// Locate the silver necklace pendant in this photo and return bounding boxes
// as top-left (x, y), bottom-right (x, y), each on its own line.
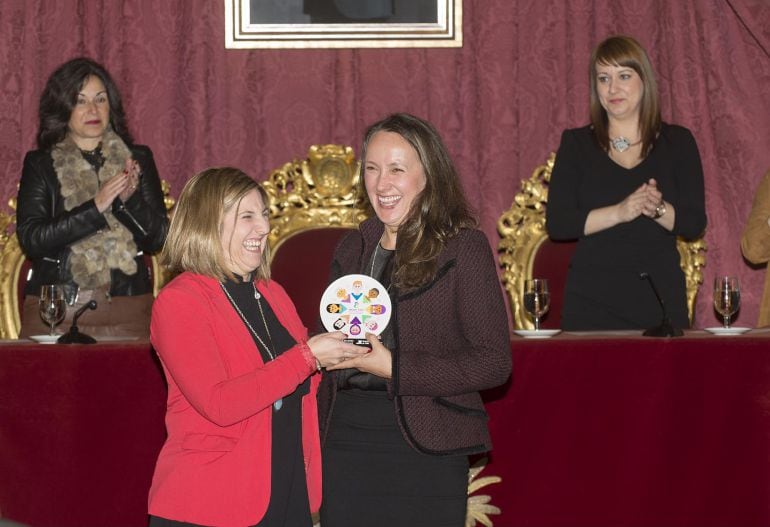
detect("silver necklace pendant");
top-left (253, 287), bottom-right (261, 300)
top-left (611, 136), bottom-right (631, 153)
top-left (610, 136), bottom-right (642, 153)
top-left (274, 399), bottom-right (283, 411)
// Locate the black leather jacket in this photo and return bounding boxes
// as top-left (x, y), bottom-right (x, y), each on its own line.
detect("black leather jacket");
top-left (16, 145), bottom-right (169, 300)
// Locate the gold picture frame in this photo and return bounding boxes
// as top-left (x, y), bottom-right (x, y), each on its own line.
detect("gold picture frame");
top-left (224, 0), bottom-right (462, 49)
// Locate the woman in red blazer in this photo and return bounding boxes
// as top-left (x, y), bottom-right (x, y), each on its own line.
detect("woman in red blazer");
top-left (148, 167), bottom-right (364, 527)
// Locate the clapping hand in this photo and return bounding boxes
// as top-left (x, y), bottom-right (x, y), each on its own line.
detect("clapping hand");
top-left (617, 178), bottom-right (663, 222)
top-left (118, 158), bottom-right (142, 202)
top-left (94, 158), bottom-right (140, 212)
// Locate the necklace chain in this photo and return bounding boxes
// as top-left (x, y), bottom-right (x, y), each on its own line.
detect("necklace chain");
top-left (370, 241), bottom-right (380, 277)
top-left (370, 233), bottom-right (391, 277)
top-left (220, 282), bottom-right (275, 361)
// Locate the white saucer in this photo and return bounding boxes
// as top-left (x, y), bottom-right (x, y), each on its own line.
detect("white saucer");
top-left (514, 329), bottom-right (561, 339)
top-left (704, 327), bottom-right (752, 336)
top-left (29, 334), bottom-right (61, 344)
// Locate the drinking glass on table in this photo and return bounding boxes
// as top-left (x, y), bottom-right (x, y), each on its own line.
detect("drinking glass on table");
top-left (39, 284), bottom-right (66, 336)
top-left (713, 276), bottom-right (740, 328)
top-left (524, 278), bottom-right (550, 330)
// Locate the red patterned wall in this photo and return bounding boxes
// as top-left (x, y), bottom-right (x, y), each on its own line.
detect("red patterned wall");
top-left (0, 0), bottom-right (768, 327)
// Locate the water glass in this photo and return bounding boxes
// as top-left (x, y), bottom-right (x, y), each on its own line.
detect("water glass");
top-left (523, 278), bottom-right (550, 330)
top-left (39, 284), bottom-right (66, 336)
top-left (713, 276), bottom-right (740, 328)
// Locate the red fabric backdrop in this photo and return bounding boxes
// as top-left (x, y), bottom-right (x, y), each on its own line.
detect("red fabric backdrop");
top-left (0, 0), bottom-right (768, 327)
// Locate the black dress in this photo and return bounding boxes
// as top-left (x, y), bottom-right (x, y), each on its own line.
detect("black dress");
top-left (546, 124), bottom-right (707, 330)
top-left (150, 277), bottom-right (311, 527)
top-left (320, 245), bottom-right (469, 527)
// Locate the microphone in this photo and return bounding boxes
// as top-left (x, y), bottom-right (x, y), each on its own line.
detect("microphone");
top-left (57, 300), bottom-right (98, 344)
top-left (639, 273), bottom-right (683, 337)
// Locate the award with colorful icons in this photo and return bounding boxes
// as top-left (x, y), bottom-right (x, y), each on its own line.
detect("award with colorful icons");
top-left (320, 274), bottom-right (392, 346)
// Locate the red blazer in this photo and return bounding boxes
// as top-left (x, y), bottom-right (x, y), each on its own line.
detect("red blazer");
top-left (148, 272), bottom-right (321, 527)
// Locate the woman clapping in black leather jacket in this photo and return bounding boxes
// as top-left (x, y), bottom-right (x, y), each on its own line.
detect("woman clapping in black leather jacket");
top-left (16, 57), bottom-right (168, 338)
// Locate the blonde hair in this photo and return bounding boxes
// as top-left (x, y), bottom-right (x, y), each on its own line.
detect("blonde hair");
top-left (161, 167), bottom-right (271, 282)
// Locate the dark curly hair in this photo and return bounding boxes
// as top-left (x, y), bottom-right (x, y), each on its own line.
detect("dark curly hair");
top-left (360, 113), bottom-right (476, 290)
top-left (36, 57), bottom-right (132, 150)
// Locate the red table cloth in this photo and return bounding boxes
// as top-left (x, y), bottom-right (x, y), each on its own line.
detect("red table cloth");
top-left (2, 331), bottom-right (770, 527)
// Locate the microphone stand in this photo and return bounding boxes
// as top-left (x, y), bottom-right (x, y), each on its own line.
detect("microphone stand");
top-left (57, 300), bottom-right (98, 344)
top-left (639, 273), bottom-right (683, 337)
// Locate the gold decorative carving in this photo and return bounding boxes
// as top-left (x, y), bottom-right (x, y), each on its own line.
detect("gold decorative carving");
top-left (498, 153), bottom-right (706, 329)
top-left (0, 206), bottom-right (22, 340)
top-left (466, 457), bottom-right (502, 527)
top-left (262, 144), bottom-right (369, 256)
top-left (677, 237), bottom-right (707, 324)
top-left (498, 154), bottom-right (554, 330)
top-left (152, 182), bottom-right (176, 297)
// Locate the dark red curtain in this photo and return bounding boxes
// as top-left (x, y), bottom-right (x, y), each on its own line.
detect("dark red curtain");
top-left (0, 0), bottom-right (768, 327)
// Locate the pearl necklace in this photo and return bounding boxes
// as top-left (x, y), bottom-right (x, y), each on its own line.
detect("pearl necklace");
top-left (220, 281), bottom-right (283, 410)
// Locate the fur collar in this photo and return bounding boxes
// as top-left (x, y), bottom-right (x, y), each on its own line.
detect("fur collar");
top-left (50, 130), bottom-right (138, 288)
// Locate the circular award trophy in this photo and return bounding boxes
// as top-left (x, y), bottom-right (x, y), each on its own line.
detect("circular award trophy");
top-left (320, 274), bottom-right (392, 346)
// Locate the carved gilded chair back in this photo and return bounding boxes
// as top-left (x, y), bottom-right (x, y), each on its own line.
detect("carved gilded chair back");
top-left (261, 144), bottom-right (369, 329)
top-left (0, 185), bottom-right (175, 339)
top-left (0, 204), bottom-right (25, 339)
top-left (498, 152), bottom-right (707, 330)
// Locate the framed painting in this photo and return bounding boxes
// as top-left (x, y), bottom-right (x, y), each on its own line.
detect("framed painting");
top-left (225, 0), bottom-right (462, 49)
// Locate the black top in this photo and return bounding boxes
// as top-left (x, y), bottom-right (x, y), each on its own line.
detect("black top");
top-left (546, 124), bottom-right (707, 330)
top-left (221, 277), bottom-right (311, 527)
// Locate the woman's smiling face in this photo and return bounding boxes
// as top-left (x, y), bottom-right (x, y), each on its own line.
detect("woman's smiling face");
top-left (363, 131), bottom-right (427, 238)
top-left (220, 189), bottom-right (270, 279)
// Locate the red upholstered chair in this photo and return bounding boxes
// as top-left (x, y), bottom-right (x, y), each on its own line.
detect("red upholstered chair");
top-left (498, 153), bottom-right (707, 330)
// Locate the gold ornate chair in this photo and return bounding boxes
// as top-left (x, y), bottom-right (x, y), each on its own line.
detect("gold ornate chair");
top-left (0, 184), bottom-right (175, 339)
top-left (498, 152), bottom-right (707, 330)
top-left (262, 144), bottom-right (369, 330)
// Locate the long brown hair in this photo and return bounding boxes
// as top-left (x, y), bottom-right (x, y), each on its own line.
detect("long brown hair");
top-left (360, 113), bottom-right (476, 290)
top-left (161, 167), bottom-right (271, 282)
top-left (589, 35), bottom-right (661, 156)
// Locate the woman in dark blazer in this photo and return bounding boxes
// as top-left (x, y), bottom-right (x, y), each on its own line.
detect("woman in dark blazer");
top-left (318, 113), bottom-right (512, 527)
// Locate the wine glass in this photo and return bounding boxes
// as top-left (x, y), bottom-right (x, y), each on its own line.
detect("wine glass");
top-left (39, 284), bottom-right (66, 337)
top-left (713, 276), bottom-right (740, 329)
top-left (523, 278), bottom-right (550, 330)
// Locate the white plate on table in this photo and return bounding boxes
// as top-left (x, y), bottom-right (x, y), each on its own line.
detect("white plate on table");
top-left (514, 329), bottom-right (561, 339)
top-left (29, 334), bottom-right (61, 344)
top-left (703, 327), bottom-right (752, 336)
